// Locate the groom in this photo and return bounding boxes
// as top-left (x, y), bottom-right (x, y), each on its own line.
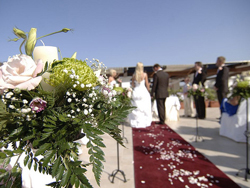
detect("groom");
top-left (151, 64), bottom-right (169, 124)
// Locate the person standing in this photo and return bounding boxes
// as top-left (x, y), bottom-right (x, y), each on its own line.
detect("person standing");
top-left (182, 77), bottom-right (194, 117)
top-left (108, 69), bottom-right (117, 86)
top-left (214, 56), bottom-right (229, 113)
top-left (151, 64), bottom-right (169, 124)
top-left (192, 61), bottom-right (206, 119)
top-left (128, 62), bottom-right (152, 128)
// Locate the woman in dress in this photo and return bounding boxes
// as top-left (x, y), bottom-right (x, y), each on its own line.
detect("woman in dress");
top-left (128, 62), bottom-right (152, 128)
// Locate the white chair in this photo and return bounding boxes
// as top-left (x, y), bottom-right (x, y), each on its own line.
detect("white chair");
top-left (220, 99), bottom-right (250, 142)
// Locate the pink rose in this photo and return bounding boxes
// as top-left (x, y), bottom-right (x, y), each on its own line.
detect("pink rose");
top-left (0, 54), bottom-right (43, 91)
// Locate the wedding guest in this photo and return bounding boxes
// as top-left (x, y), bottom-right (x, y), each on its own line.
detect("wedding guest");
top-left (214, 56), bottom-right (229, 115)
top-left (182, 77), bottom-right (194, 117)
top-left (108, 69), bottom-right (117, 86)
top-left (151, 64), bottom-right (169, 124)
top-left (192, 61), bottom-right (206, 119)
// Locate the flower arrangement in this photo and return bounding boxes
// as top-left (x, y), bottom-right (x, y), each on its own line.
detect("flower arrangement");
top-left (0, 27), bottom-right (133, 187)
top-left (231, 75), bottom-right (250, 99)
top-left (187, 83), bottom-right (206, 98)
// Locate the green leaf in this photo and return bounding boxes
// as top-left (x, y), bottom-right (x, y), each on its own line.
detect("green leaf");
top-left (92, 139), bottom-right (106, 148)
top-left (43, 123), bottom-right (56, 128)
top-left (23, 134), bottom-right (36, 141)
top-left (43, 150), bottom-right (55, 166)
top-left (55, 164), bottom-right (65, 181)
top-left (43, 128), bottom-right (54, 133)
top-left (76, 173), bottom-right (92, 188)
top-left (52, 157), bottom-right (61, 177)
top-left (58, 114), bottom-right (67, 122)
top-left (0, 152), bottom-right (7, 158)
top-left (35, 143), bottom-right (52, 156)
top-left (28, 158), bottom-right (33, 169)
top-left (0, 168), bottom-right (6, 173)
top-left (48, 115), bottom-right (57, 121)
top-left (9, 127), bottom-right (23, 137)
top-left (3, 150), bottom-right (14, 157)
top-left (94, 159), bottom-right (103, 169)
top-left (70, 174), bottom-right (76, 186)
top-left (86, 141), bottom-right (92, 148)
top-left (13, 148), bottom-right (24, 154)
top-left (93, 153), bottom-right (105, 162)
top-left (89, 155), bottom-right (94, 162)
top-left (60, 169), bottom-right (71, 186)
top-left (39, 163), bottom-right (43, 173)
top-left (40, 132), bottom-right (52, 141)
top-left (93, 146), bottom-right (104, 155)
top-left (0, 171), bottom-right (9, 180)
top-left (69, 161), bottom-right (82, 167)
top-left (34, 161), bottom-right (38, 171)
top-left (24, 155), bottom-right (29, 166)
top-left (75, 178), bottom-right (80, 188)
top-left (73, 167), bottom-right (87, 175)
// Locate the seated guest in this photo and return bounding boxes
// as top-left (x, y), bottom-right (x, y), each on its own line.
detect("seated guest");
top-left (220, 96), bottom-right (240, 116)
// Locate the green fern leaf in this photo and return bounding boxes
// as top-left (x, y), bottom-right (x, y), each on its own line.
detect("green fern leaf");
top-left (52, 157), bottom-right (61, 177)
top-left (35, 143), bottom-right (52, 156)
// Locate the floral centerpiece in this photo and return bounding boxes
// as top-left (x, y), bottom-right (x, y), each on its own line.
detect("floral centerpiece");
top-left (231, 75), bottom-right (250, 99)
top-left (0, 27), bottom-right (133, 187)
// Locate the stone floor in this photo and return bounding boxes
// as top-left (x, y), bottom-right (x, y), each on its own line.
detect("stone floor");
top-left (79, 108), bottom-right (250, 188)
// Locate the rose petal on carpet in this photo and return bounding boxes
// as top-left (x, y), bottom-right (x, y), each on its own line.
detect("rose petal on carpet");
top-left (132, 122), bottom-right (241, 188)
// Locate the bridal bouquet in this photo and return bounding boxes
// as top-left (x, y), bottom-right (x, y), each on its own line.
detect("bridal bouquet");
top-left (187, 83), bottom-right (206, 98)
top-left (0, 27), bottom-right (133, 187)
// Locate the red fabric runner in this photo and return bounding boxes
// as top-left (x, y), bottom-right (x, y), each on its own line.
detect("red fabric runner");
top-left (132, 122), bottom-right (241, 188)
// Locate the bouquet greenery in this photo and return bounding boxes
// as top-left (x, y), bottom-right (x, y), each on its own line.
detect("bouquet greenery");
top-left (187, 83), bottom-right (206, 98)
top-left (0, 27), bottom-right (133, 188)
top-left (231, 75), bottom-right (250, 99)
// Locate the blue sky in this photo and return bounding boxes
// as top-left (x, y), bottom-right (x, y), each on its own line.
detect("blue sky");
top-left (0, 0), bottom-right (250, 68)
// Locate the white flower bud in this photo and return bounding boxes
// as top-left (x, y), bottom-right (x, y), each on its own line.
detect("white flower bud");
top-left (9, 105), bottom-right (15, 109)
top-left (23, 99), bottom-right (28, 104)
top-left (84, 109), bottom-right (88, 115)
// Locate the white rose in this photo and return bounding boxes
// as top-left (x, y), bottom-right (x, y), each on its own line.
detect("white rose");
top-left (192, 84), bottom-right (198, 90)
top-left (0, 54), bottom-right (43, 91)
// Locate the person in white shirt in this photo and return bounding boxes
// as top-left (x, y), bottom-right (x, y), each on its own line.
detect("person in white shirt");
top-left (182, 77), bottom-right (194, 117)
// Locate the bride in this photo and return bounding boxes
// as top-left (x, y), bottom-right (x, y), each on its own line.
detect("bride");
top-left (128, 62), bottom-right (152, 128)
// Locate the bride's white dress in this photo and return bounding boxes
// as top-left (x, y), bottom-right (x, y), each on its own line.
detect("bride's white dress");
top-left (128, 79), bottom-right (152, 128)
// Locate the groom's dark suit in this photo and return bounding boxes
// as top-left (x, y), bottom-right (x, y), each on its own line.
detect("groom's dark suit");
top-left (151, 70), bottom-right (169, 124)
top-left (214, 66), bottom-right (229, 107)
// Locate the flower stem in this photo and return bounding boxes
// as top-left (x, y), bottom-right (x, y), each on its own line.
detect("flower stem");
top-left (19, 39), bottom-right (26, 54)
top-left (36, 30), bottom-right (65, 40)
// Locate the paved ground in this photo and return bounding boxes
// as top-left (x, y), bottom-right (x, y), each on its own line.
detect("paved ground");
top-left (80, 108), bottom-right (250, 188)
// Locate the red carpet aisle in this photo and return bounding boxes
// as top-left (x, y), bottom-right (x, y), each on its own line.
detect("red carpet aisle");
top-left (132, 122), bottom-right (241, 188)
